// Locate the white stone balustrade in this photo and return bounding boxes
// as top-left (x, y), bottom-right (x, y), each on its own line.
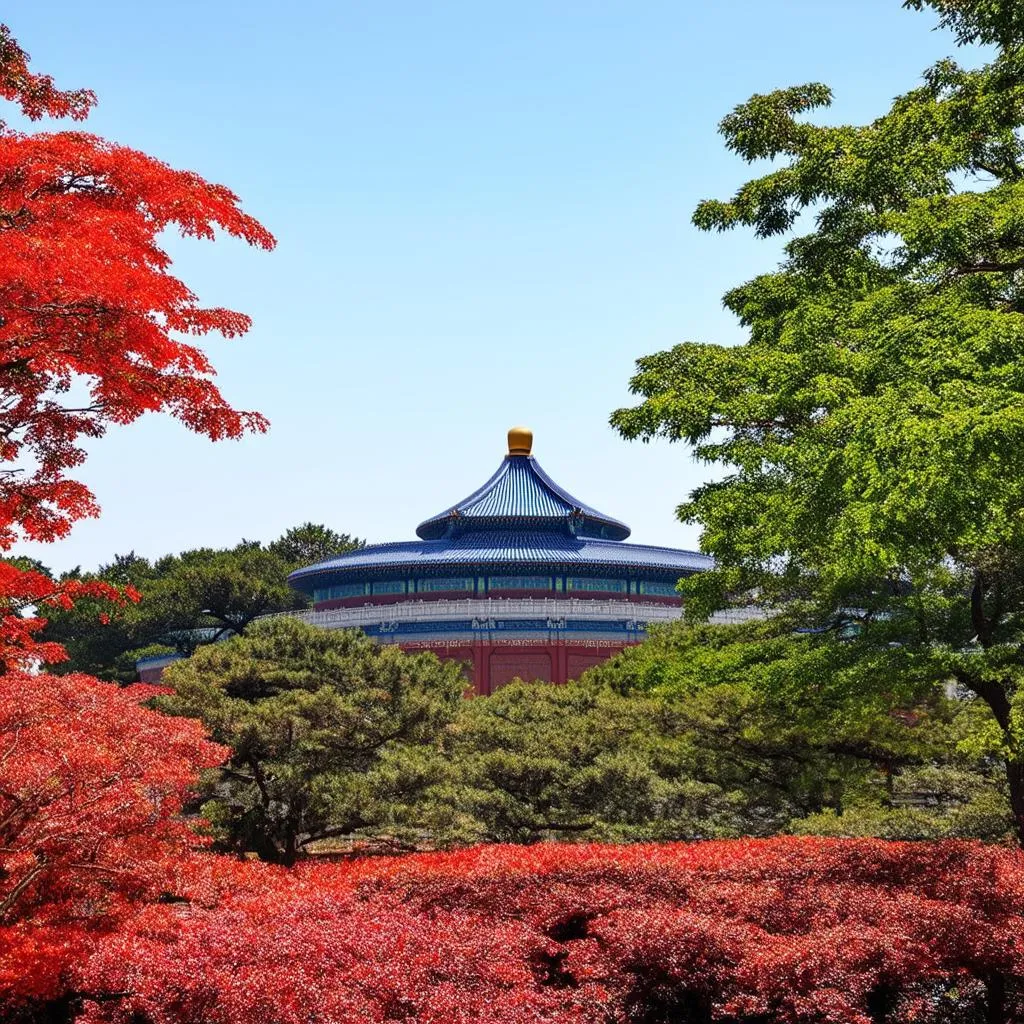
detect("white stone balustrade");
top-left (262, 598), bottom-right (763, 632)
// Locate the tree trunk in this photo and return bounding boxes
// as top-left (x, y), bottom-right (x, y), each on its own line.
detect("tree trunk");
top-left (952, 667), bottom-right (1024, 846)
top-left (280, 818), bottom-right (302, 867)
top-left (986, 970), bottom-right (1007, 1024)
top-left (1005, 759), bottom-right (1024, 849)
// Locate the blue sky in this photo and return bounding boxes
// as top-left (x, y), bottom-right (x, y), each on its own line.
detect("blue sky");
top-left (8, 0), bottom-right (967, 572)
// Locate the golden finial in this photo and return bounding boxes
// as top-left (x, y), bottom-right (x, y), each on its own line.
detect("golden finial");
top-left (507, 425), bottom-right (533, 456)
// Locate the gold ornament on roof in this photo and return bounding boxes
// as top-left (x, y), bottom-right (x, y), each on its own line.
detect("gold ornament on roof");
top-left (507, 426), bottom-right (533, 457)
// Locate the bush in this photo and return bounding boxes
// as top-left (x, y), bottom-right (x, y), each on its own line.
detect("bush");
top-left (66, 838), bottom-right (1024, 1024)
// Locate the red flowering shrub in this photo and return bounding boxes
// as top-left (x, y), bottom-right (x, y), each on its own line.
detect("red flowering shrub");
top-left (0, 672), bottom-right (227, 1011)
top-left (56, 839), bottom-right (1024, 1024)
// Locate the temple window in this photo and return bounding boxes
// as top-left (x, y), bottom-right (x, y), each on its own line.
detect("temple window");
top-left (567, 577), bottom-right (627, 593)
top-left (638, 581), bottom-right (680, 596)
top-left (416, 577), bottom-right (475, 593)
top-left (315, 583), bottom-right (368, 601)
top-left (372, 580), bottom-right (407, 595)
top-left (488, 576), bottom-right (552, 591)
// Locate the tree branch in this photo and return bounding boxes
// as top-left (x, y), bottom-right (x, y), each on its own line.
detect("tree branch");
top-left (0, 855), bottom-right (45, 919)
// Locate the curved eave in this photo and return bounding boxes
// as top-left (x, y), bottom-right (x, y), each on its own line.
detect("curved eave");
top-left (415, 455), bottom-right (631, 541)
top-left (288, 534), bottom-right (712, 595)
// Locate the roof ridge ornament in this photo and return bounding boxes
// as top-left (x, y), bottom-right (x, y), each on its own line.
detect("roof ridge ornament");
top-left (507, 425), bottom-right (533, 457)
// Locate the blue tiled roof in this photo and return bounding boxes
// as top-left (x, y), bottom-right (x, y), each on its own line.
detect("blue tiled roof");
top-left (288, 531), bottom-right (711, 594)
top-left (416, 455), bottom-right (631, 541)
top-left (288, 435), bottom-right (712, 599)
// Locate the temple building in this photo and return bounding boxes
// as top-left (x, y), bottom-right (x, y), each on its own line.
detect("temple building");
top-left (286, 427), bottom-right (712, 694)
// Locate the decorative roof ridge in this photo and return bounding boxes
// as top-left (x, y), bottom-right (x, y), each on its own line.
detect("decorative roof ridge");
top-left (295, 539), bottom-right (426, 573)
top-left (580, 538), bottom-right (710, 556)
top-left (416, 442), bottom-right (631, 542)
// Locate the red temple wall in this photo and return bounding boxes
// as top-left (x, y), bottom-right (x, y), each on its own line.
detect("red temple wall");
top-left (566, 651), bottom-right (613, 678)
top-left (136, 640), bottom-right (636, 694)
top-left (489, 651), bottom-right (552, 691)
top-left (398, 640), bottom-right (634, 695)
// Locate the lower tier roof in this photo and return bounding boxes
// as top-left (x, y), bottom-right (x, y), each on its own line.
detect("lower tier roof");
top-left (288, 531), bottom-right (711, 594)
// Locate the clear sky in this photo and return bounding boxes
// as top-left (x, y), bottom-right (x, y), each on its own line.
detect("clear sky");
top-left (7, 0), bottom-right (968, 572)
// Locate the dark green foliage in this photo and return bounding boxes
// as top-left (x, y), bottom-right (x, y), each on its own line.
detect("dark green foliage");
top-left (159, 617), bottom-right (466, 864)
top-left (421, 616), bottom-right (1012, 845)
top-left (162, 611), bottom-right (1012, 851)
top-left (428, 680), bottom-right (751, 844)
top-left (584, 619), bottom-right (1013, 841)
top-left (140, 543), bottom-right (307, 650)
top-left (38, 525), bottom-right (361, 682)
top-left (613, 0), bottom-right (1024, 841)
top-left (267, 522), bottom-right (361, 567)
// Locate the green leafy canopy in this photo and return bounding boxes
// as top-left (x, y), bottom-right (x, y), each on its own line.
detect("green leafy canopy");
top-left (37, 523), bottom-right (362, 681)
top-left (159, 617), bottom-right (466, 864)
top-left (612, 0), bottom-right (1024, 840)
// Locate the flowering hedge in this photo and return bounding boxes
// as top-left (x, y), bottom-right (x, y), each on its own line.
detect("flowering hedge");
top-left (46, 839), bottom-right (1023, 1024)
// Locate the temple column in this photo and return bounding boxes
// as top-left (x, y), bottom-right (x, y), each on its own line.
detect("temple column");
top-left (474, 639), bottom-right (489, 695)
top-left (554, 643), bottom-right (568, 685)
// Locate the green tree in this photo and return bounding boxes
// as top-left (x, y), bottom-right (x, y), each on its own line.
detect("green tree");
top-left (430, 634), bottom-right (1004, 846)
top-left (38, 524), bottom-right (359, 681)
top-left (142, 543), bottom-right (306, 650)
top-left (269, 522), bottom-right (362, 566)
top-left (612, 0), bottom-right (1024, 841)
top-left (583, 619), bottom-right (1013, 840)
top-left (430, 679), bottom-right (748, 844)
top-left (159, 617), bottom-right (466, 864)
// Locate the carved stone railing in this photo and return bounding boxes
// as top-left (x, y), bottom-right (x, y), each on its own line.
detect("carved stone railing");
top-left (262, 599), bottom-right (763, 631)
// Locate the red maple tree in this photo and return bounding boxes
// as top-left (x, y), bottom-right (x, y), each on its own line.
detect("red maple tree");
top-left (0, 24), bottom-right (267, 1022)
top-left (0, 23), bottom-right (273, 669)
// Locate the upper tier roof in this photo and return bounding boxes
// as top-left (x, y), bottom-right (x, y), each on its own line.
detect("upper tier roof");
top-left (287, 427), bottom-right (710, 596)
top-left (416, 428), bottom-right (631, 541)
